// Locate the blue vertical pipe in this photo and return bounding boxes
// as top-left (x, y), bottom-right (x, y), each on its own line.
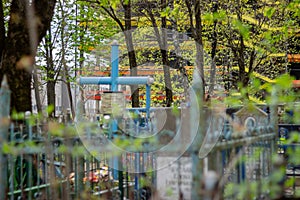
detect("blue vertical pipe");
top-left (135, 153), bottom-right (140, 192)
top-left (146, 85), bottom-right (151, 118)
top-left (111, 40), bottom-right (119, 92)
top-left (111, 41), bottom-right (120, 185)
top-left (112, 119), bottom-right (118, 134)
top-left (111, 40), bottom-right (119, 134)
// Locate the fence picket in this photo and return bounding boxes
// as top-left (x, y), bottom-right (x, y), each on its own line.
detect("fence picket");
top-left (0, 76), bottom-right (11, 200)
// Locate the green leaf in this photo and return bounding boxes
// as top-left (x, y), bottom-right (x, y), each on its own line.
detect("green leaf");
top-left (284, 177), bottom-right (295, 188)
top-left (232, 19), bottom-right (250, 39)
top-left (252, 78), bottom-right (261, 90)
top-left (47, 105), bottom-right (55, 115)
top-left (275, 74), bottom-right (294, 89)
top-left (2, 142), bottom-right (12, 154)
top-left (203, 13), bottom-right (213, 23)
top-left (264, 7), bottom-right (276, 19)
top-left (172, 106), bottom-right (180, 117)
top-left (171, 6), bottom-right (179, 18)
top-left (110, 0), bottom-right (120, 9)
top-left (213, 10), bottom-right (226, 21)
top-left (161, 6), bottom-right (171, 17)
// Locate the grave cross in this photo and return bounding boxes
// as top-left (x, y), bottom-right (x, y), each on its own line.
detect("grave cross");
top-left (79, 40), bottom-right (154, 118)
top-left (79, 41), bottom-right (155, 198)
top-left (79, 40), bottom-right (154, 135)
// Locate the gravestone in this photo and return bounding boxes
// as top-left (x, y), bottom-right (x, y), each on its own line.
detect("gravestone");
top-left (156, 156), bottom-right (192, 200)
top-left (232, 105), bottom-right (271, 180)
top-left (233, 105), bottom-right (269, 129)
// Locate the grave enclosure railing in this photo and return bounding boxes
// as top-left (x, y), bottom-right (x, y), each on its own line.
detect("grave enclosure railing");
top-left (0, 77), bottom-right (133, 200)
top-left (203, 124), bottom-right (277, 199)
top-left (0, 117), bottom-right (140, 200)
top-left (1, 82), bottom-right (298, 199)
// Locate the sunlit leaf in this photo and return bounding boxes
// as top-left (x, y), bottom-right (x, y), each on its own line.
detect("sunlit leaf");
top-left (264, 7), bottom-right (276, 19)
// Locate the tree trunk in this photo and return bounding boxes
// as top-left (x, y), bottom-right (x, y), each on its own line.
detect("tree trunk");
top-left (101, 1), bottom-right (140, 108)
top-left (194, 0), bottom-right (205, 96)
top-left (185, 0), bottom-right (205, 98)
top-left (47, 79), bottom-right (56, 117)
top-left (124, 0), bottom-right (140, 107)
top-left (79, 3), bottom-right (86, 114)
top-left (0, 0), bottom-right (56, 113)
top-left (32, 69), bottom-right (42, 113)
top-left (161, 0), bottom-right (173, 107)
top-left (60, 0), bottom-right (75, 119)
top-left (45, 28), bottom-right (56, 117)
top-left (208, 0), bottom-right (218, 97)
top-left (0, 1), bottom-right (4, 58)
top-left (67, 81), bottom-right (75, 119)
top-left (236, 0), bottom-right (248, 89)
top-left (169, 2), bottom-right (189, 102)
top-left (143, 0), bottom-right (173, 106)
top-left (161, 49), bottom-right (173, 107)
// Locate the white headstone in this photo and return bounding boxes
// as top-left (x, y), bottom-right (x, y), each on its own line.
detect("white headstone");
top-left (156, 156), bottom-right (192, 200)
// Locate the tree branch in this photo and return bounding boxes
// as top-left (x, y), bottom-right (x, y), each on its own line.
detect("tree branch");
top-left (0, 1), bottom-right (5, 63)
top-left (248, 49), bottom-right (256, 73)
top-left (34, 0), bottom-right (57, 48)
top-left (100, 5), bottom-right (125, 31)
top-left (144, 0), bottom-right (162, 48)
top-left (184, 0), bottom-right (194, 36)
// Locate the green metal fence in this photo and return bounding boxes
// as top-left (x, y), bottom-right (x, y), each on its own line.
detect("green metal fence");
top-left (1, 76), bottom-right (297, 199)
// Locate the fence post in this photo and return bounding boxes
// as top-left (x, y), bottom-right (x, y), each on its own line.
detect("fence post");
top-left (270, 87), bottom-right (278, 149)
top-left (190, 69), bottom-right (204, 199)
top-left (0, 76), bottom-right (11, 200)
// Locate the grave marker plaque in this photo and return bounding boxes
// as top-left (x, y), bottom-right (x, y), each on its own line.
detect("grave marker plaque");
top-left (156, 156), bottom-right (192, 200)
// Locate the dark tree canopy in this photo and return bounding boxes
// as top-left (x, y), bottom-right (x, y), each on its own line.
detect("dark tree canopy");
top-left (0, 0), bottom-right (56, 113)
